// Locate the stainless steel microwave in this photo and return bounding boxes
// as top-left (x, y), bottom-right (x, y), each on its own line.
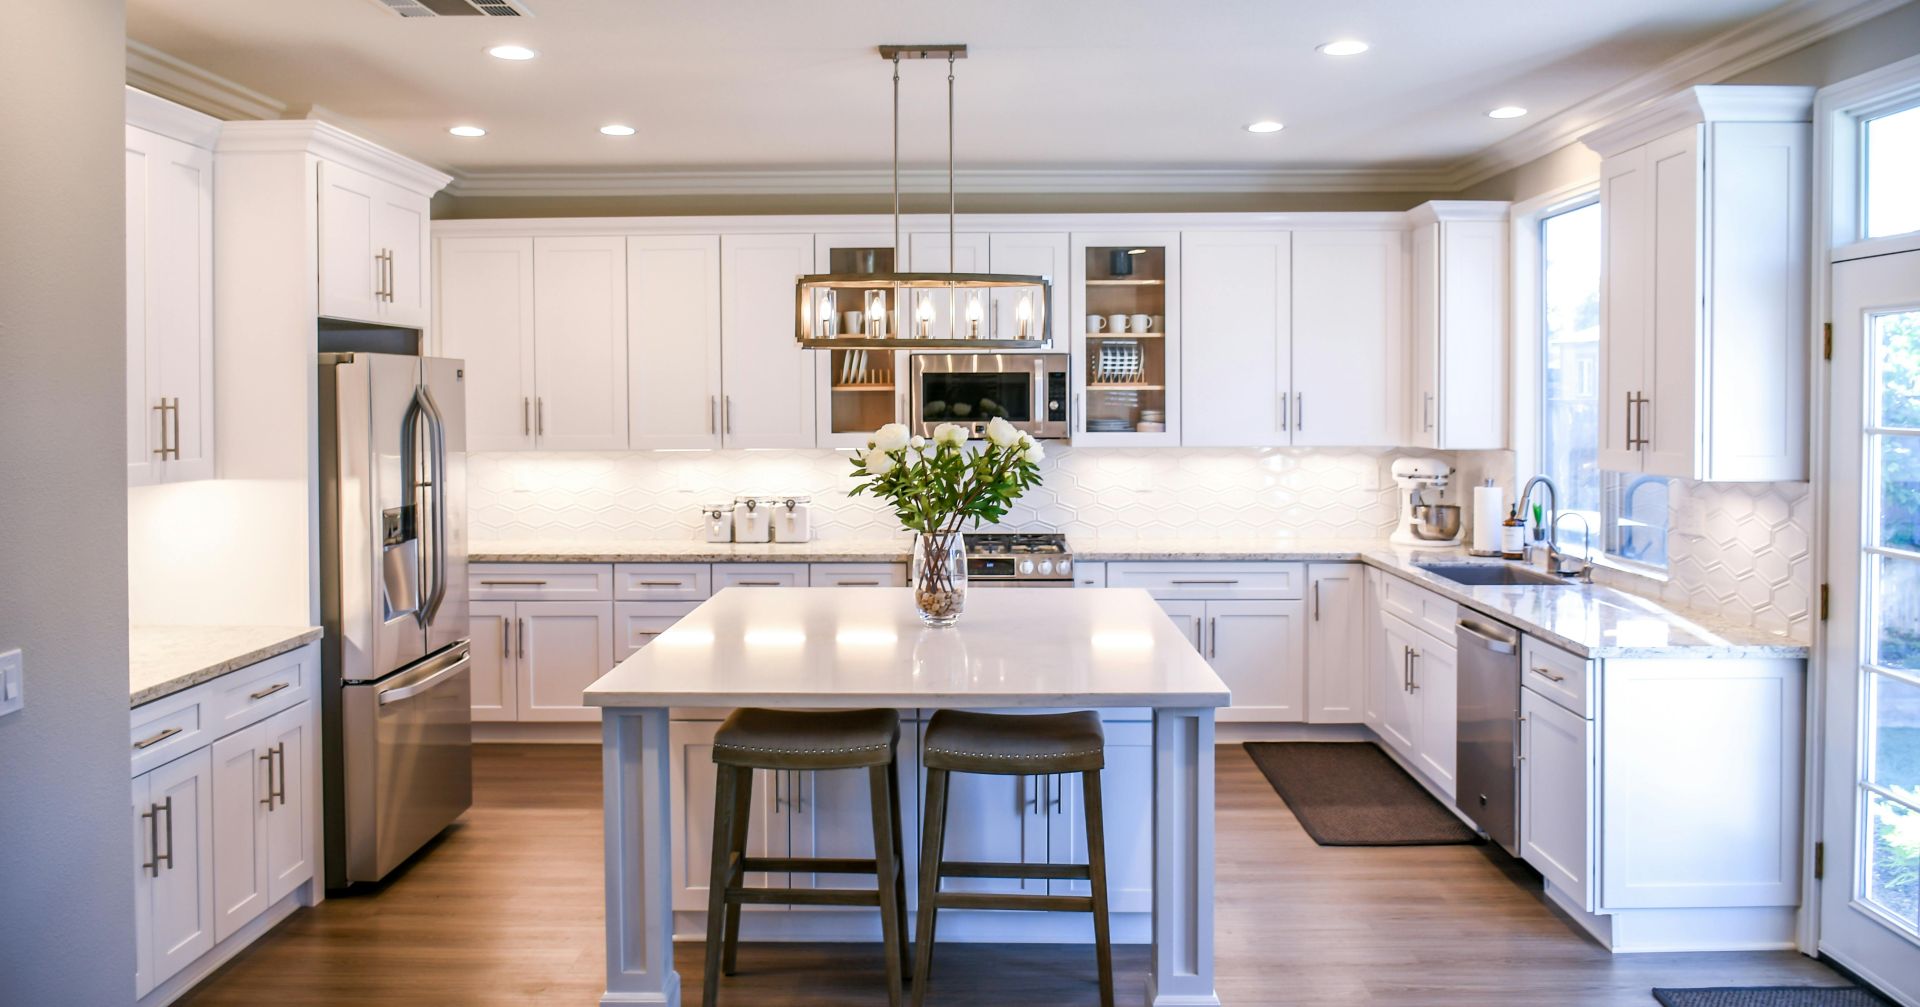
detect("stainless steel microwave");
top-left (909, 353), bottom-right (1070, 441)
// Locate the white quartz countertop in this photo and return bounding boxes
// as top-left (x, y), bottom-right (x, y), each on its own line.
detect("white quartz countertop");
top-left (471, 539), bottom-right (912, 564)
top-left (585, 587), bottom-right (1230, 709)
top-left (130, 625), bottom-right (323, 707)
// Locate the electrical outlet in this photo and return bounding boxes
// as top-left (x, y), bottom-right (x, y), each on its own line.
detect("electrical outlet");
top-left (0, 648), bottom-right (21, 718)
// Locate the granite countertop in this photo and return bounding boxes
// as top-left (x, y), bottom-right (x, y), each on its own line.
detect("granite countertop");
top-left (130, 625), bottom-right (324, 707)
top-left (471, 539), bottom-right (913, 564)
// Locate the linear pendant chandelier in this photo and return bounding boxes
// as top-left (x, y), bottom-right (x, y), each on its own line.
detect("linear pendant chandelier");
top-left (794, 44), bottom-right (1052, 349)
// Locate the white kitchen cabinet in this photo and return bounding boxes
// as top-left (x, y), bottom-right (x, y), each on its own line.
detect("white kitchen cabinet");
top-left (517, 601), bottom-right (617, 723)
top-left (435, 236), bottom-right (537, 451)
top-left (670, 721), bottom-right (784, 912)
top-left (209, 724), bottom-right (270, 941)
top-left (1520, 685), bottom-right (1592, 902)
top-left (1305, 564), bottom-right (1365, 724)
top-left (1070, 561), bottom-right (1107, 589)
top-left (1407, 202), bottom-right (1508, 450)
top-left (1583, 85), bottom-right (1811, 482)
top-left (1408, 630), bottom-right (1458, 799)
top-left (1158, 599), bottom-right (1206, 652)
top-left (713, 564), bottom-right (809, 590)
top-left (615, 601), bottom-right (702, 662)
top-left (814, 232), bottom-right (904, 448)
top-left (988, 232), bottom-right (1070, 347)
top-left (1071, 231), bottom-right (1181, 446)
top-left (125, 122), bottom-right (215, 486)
top-left (1208, 600), bottom-right (1307, 723)
top-left (628, 235), bottom-right (723, 450)
top-left (1374, 612), bottom-right (1422, 758)
top-left (1290, 229), bottom-right (1404, 447)
top-left (929, 747), bottom-right (1052, 898)
top-left (260, 703), bottom-right (312, 904)
top-left (318, 160), bottom-right (430, 328)
top-left (1180, 231), bottom-right (1292, 446)
top-left (133, 747), bottom-right (216, 997)
top-left (809, 564), bottom-right (908, 587)
top-left (468, 600), bottom-right (518, 722)
top-left (533, 236), bottom-right (629, 450)
top-left (787, 743), bottom-right (921, 900)
top-left (722, 233), bottom-right (818, 448)
top-left (1051, 721), bottom-right (1153, 913)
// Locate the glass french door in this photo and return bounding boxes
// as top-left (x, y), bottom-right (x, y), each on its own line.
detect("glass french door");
top-left (1825, 245), bottom-right (1920, 1002)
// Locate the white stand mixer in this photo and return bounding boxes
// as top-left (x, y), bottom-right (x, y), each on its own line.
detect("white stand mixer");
top-left (1390, 457), bottom-right (1462, 547)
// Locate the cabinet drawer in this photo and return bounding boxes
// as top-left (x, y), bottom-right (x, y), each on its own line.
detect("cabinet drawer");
top-left (714, 564), bottom-right (808, 589)
top-left (1106, 562), bottom-right (1305, 600)
top-left (615, 601), bottom-right (702, 661)
top-left (1379, 572), bottom-right (1458, 641)
top-left (472, 563), bottom-right (614, 601)
top-left (810, 563), bottom-right (907, 587)
top-left (208, 645), bottom-right (315, 737)
top-left (612, 563), bottom-right (712, 601)
top-left (1521, 635), bottom-right (1592, 719)
top-left (130, 689), bottom-right (212, 778)
top-left (1070, 561), bottom-right (1107, 589)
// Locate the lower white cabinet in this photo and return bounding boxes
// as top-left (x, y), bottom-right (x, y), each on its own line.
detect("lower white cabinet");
top-left (134, 748), bottom-right (216, 999)
top-left (520, 601), bottom-right (617, 722)
top-left (1050, 721), bottom-right (1154, 913)
top-left (1305, 564), bottom-right (1365, 723)
top-left (1374, 607), bottom-right (1458, 799)
top-left (1155, 598), bottom-right (1306, 722)
top-left (810, 563), bottom-right (908, 587)
top-left (670, 721), bottom-right (783, 912)
top-left (713, 563), bottom-right (808, 590)
top-left (1520, 685), bottom-right (1592, 900)
top-left (615, 601), bottom-right (702, 662)
top-left (468, 601), bottom-right (517, 722)
top-left (210, 702), bottom-right (312, 942)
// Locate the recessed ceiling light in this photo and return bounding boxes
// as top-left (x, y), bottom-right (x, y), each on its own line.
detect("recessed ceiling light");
top-left (1487, 106), bottom-right (1529, 120)
top-left (448, 125), bottom-right (487, 137)
top-left (1316, 40), bottom-right (1369, 56)
top-left (487, 45), bottom-right (538, 61)
top-left (1246, 120), bottom-right (1284, 133)
top-left (599, 124), bottom-right (637, 136)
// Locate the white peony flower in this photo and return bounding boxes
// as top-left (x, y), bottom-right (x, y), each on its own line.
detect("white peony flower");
top-left (863, 448), bottom-right (897, 475)
top-left (933, 423), bottom-right (968, 448)
top-left (872, 423), bottom-right (911, 453)
top-left (985, 416), bottom-right (1020, 447)
top-left (909, 435), bottom-right (926, 449)
top-left (1023, 439), bottom-right (1046, 463)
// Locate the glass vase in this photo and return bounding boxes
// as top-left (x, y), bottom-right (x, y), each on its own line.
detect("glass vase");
top-left (911, 531), bottom-right (967, 627)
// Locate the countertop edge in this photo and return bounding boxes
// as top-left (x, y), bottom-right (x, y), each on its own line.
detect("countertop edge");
top-left (583, 691), bottom-right (1232, 709)
top-left (130, 627), bottom-right (324, 708)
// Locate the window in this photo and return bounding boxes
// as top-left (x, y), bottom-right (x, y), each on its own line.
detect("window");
top-left (1865, 102), bottom-right (1920, 239)
top-left (1538, 199), bottom-right (1670, 569)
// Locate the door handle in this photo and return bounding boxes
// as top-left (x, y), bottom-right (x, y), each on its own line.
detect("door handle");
top-left (1402, 646), bottom-right (1411, 692)
top-left (275, 742), bottom-right (287, 807)
top-left (518, 618), bottom-right (527, 660)
top-left (723, 396), bottom-right (733, 436)
top-left (260, 747), bottom-right (277, 809)
top-left (1313, 580), bottom-right (1321, 621)
top-left (1280, 391), bottom-right (1290, 432)
top-left (1171, 579), bottom-right (1239, 586)
top-left (378, 656), bottom-right (471, 706)
top-left (1423, 392), bottom-right (1434, 433)
top-left (708, 395), bottom-right (717, 435)
top-left (158, 796), bottom-right (175, 872)
top-left (1408, 649), bottom-right (1421, 692)
top-left (1529, 664), bottom-right (1567, 684)
top-left (1075, 393), bottom-right (1084, 434)
top-left (141, 802), bottom-right (161, 877)
top-left (536, 397), bottom-right (545, 437)
top-left (1633, 393), bottom-right (1650, 450)
top-left (1208, 616), bottom-right (1217, 659)
top-left (523, 397), bottom-right (530, 437)
top-left (481, 579), bottom-right (549, 587)
top-left (248, 681), bottom-right (291, 702)
top-left (502, 618), bottom-right (512, 659)
top-left (1517, 714), bottom-right (1529, 763)
top-left (133, 726), bottom-right (182, 750)
top-left (170, 398), bottom-right (182, 460)
top-left (152, 400), bottom-right (170, 459)
top-left (1295, 393), bottom-right (1304, 432)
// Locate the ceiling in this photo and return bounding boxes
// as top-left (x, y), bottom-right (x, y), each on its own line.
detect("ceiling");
top-left (127, 0), bottom-right (1814, 189)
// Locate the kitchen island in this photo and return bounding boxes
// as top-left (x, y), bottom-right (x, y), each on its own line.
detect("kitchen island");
top-left (584, 586), bottom-right (1230, 1007)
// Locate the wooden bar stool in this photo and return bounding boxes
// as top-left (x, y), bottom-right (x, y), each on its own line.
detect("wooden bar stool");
top-left (704, 707), bottom-right (911, 1007)
top-left (912, 709), bottom-right (1113, 1007)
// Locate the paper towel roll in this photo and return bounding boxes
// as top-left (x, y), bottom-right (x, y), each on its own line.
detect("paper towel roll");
top-left (1472, 485), bottom-right (1505, 556)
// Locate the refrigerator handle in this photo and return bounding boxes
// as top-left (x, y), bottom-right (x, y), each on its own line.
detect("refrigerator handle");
top-left (419, 384), bottom-right (450, 625)
top-left (399, 389), bottom-right (431, 626)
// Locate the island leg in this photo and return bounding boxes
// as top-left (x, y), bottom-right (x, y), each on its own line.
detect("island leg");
top-left (1149, 707), bottom-right (1219, 1007)
top-left (601, 707), bottom-right (681, 1007)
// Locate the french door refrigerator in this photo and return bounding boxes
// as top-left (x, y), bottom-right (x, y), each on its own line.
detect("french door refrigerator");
top-left (319, 352), bottom-right (472, 887)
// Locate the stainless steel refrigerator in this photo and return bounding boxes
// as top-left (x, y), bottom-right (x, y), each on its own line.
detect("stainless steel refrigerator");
top-left (319, 352), bottom-right (472, 888)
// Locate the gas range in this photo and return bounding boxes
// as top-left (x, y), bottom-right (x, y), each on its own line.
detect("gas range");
top-left (964, 532), bottom-right (1074, 586)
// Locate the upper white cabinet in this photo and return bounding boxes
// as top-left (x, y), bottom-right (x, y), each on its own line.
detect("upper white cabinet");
top-left (125, 105), bottom-right (216, 486)
top-left (814, 233), bottom-right (903, 448)
top-left (1583, 85), bottom-right (1812, 482)
top-left (628, 235), bottom-right (723, 450)
top-left (1072, 232), bottom-right (1181, 445)
top-left (318, 160), bottom-right (431, 329)
top-left (1407, 202), bottom-right (1508, 451)
top-left (722, 233), bottom-right (818, 449)
top-left (436, 236), bottom-right (536, 451)
top-left (533, 236), bottom-right (629, 450)
top-left (1290, 229), bottom-right (1405, 447)
top-left (1180, 231), bottom-right (1291, 446)
top-left (987, 232), bottom-right (1071, 346)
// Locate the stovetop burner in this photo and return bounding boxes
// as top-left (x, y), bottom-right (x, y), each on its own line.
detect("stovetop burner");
top-left (963, 533), bottom-right (1074, 582)
top-left (966, 532), bottom-right (1068, 556)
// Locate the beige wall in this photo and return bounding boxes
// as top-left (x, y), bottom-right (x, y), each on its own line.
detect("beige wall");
top-left (0, 2), bottom-right (138, 1004)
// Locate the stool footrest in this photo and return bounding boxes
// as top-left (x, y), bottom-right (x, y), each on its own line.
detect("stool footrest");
top-left (934, 891), bottom-right (1096, 913)
top-left (730, 886), bottom-right (888, 908)
top-left (741, 856), bottom-right (880, 875)
top-left (938, 860), bottom-right (1091, 882)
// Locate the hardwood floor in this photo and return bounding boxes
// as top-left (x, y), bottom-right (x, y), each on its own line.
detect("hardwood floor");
top-left (176, 743), bottom-right (1842, 1006)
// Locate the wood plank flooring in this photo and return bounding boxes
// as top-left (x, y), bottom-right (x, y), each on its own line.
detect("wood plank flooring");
top-left (175, 743), bottom-right (1843, 1006)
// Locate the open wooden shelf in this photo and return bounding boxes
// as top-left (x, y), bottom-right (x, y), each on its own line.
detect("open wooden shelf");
top-left (832, 384), bottom-right (896, 392)
top-left (1086, 278), bottom-right (1165, 287)
top-left (1084, 332), bottom-right (1165, 339)
top-left (1087, 383), bottom-right (1166, 391)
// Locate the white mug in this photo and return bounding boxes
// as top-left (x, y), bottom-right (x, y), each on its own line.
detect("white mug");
top-left (843, 310), bottom-right (864, 334)
top-left (1107, 313), bottom-right (1130, 333)
top-left (1087, 315), bottom-right (1107, 333)
top-left (1130, 313), bottom-right (1152, 333)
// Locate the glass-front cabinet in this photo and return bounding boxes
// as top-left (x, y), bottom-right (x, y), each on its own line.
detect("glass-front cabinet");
top-left (813, 234), bottom-right (907, 448)
top-left (1070, 232), bottom-right (1180, 445)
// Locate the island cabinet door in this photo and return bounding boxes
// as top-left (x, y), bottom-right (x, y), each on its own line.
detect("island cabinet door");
top-left (1207, 599), bottom-right (1307, 723)
top-left (1157, 600), bottom-right (1206, 652)
top-left (670, 721), bottom-right (784, 913)
top-left (517, 601), bottom-right (616, 722)
top-left (785, 738), bottom-right (921, 901)
top-left (923, 746), bottom-right (1050, 896)
top-left (1050, 721), bottom-right (1153, 913)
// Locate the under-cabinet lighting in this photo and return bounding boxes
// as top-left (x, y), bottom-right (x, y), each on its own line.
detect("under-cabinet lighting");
top-left (1316, 40), bottom-right (1369, 56)
top-left (487, 45), bottom-right (538, 61)
top-left (448, 125), bottom-right (487, 137)
top-left (1246, 121), bottom-right (1284, 134)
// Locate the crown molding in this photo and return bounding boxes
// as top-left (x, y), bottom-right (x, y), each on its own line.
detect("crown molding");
top-left (1580, 84), bottom-right (1815, 157)
top-left (431, 210), bottom-right (1417, 237)
top-left (125, 40), bottom-right (286, 122)
top-left (1405, 200), bottom-right (1513, 227)
top-left (217, 120), bottom-right (454, 197)
top-left (125, 86), bottom-right (224, 150)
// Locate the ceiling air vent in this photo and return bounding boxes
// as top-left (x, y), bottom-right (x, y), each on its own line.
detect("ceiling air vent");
top-left (369, 0), bottom-right (533, 17)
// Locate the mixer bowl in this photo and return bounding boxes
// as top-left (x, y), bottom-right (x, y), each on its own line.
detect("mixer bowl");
top-left (1411, 504), bottom-right (1462, 542)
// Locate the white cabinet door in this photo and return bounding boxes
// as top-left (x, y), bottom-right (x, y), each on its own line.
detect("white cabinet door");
top-left (670, 722), bottom-right (784, 912)
top-left (374, 180), bottom-right (430, 328)
top-left (1376, 614), bottom-right (1422, 759)
top-left (133, 774), bottom-right (155, 998)
top-left (1410, 212), bottom-right (1508, 450)
top-left (932, 762), bottom-right (1051, 896)
top-left (788, 749), bottom-right (919, 899)
top-left (629, 235), bottom-right (723, 449)
top-left (1644, 126), bottom-right (1702, 479)
top-left (1157, 599), bottom-right (1206, 652)
top-left (436, 237), bottom-right (536, 451)
top-left (533, 236), bottom-right (629, 450)
top-left (263, 701), bottom-right (314, 903)
top-left (1290, 229), bottom-right (1403, 447)
top-left (713, 564), bottom-right (809, 590)
top-left (1410, 631), bottom-right (1458, 799)
top-left (145, 747), bottom-right (216, 988)
top-left (1180, 231), bottom-right (1291, 446)
top-left (1052, 721), bottom-right (1153, 913)
top-left (1208, 599), bottom-right (1307, 723)
top-left (809, 564), bottom-right (908, 588)
top-left (1362, 569), bottom-right (1386, 734)
top-left (125, 125), bottom-right (214, 485)
top-left (318, 160), bottom-right (382, 325)
top-left (1408, 221), bottom-right (1440, 450)
top-left (517, 600), bottom-right (615, 722)
top-left (1306, 564), bottom-right (1365, 724)
top-left (1598, 147), bottom-right (1650, 473)
top-left (722, 234), bottom-right (817, 448)
top-left (210, 722), bottom-right (269, 942)
top-left (1520, 687), bottom-right (1592, 904)
top-left (468, 600), bottom-right (517, 722)
top-left (988, 232), bottom-right (1070, 345)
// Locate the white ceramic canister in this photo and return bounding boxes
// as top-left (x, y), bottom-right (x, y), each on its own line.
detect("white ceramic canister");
top-left (733, 496), bottom-right (773, 543)
top-left (702, 502), bottom-right (735, 543)
top-left (772, 496), bottom-right (813, 543)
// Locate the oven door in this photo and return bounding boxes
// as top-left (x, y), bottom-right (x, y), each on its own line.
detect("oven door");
top-left (911, 353), bottom-right (1069, 440)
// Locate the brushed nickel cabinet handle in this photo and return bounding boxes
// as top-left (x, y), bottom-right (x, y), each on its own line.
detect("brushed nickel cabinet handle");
top-left (636, 580), bottom-right (682, 587)
top-left (1529, 665), bottom-right (1567, 684)
top-left (723, 396), bottom-right (733, 435)
top-left (481, 579), bottom-right (549, 586)
top-left (248, 681), bottom-right (290, 702)
top-left (152, 400), bottom-right (169, 458)
top-left (260, 749), bottom-right (277, 809)
top-left (837, 580), bottom-right (881, 586)
top-left (734, 580), bottom-right (783, 587)
top-left (1172, 579), bottom-right (1239, 586)
top-left (502, 618), bottom-right (511, 659)
top-left (1424, 392), bottom-right (1434, 433)
top-left (1208, 617), bottom-right (1218, 659)
top-left (1409, 649), bottom-right (1421, 692)
top-left (1517, 714), bottom-right (1529, 763)
top-left (1313, 580), bottom-right (1321, 621)
top-left (1634, 393), bottom-right (1650, 449)
top-left (158, 796), bottom-right (175, 871)
top-left (536, 398), bottom-right (545, 437)
top-left (141, 804), bottom-right (160, 877)
top-left (518, 617), bottom-right (527, 660)
top-left (523, 397), bottom-right (530, 437)
top-left (1402, 646), bottom-right (1412, 693)
top-left (708, 395), bottom-right (716, 435)
top-left (169, 398), bottom-right (181, 459)
top-left (1296, 393), bottom-right (1304, 432)
top-left (133, 726), bottom-right (182, 750)
top-left (274, 742), bottom-right (287, 807)
top-left (1279, 391), bottom-right (1289, 432)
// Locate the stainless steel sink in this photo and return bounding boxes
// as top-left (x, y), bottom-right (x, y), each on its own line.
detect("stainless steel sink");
top-left (1416, 563), bottom-right (1575, 588)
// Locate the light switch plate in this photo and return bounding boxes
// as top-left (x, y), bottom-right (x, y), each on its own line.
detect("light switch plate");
top-left (0, 648), bottom-right (22, 718)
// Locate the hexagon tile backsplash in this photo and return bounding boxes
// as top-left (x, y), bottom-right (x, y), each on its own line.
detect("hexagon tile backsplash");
top-left (469, 449), bottom-right (1813, 638)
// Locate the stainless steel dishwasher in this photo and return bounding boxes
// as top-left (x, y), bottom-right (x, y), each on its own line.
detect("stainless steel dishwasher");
top-left (1455, 617), bottom-right (1522, 855)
